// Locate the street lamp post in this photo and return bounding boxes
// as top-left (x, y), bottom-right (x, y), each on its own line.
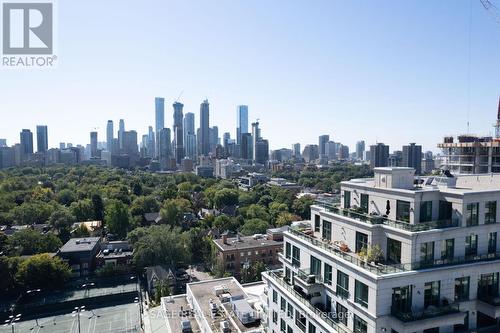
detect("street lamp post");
top-left (3, 314), bottom-right (21, 333)
top-left (72, 306), bottom-right (85, 333)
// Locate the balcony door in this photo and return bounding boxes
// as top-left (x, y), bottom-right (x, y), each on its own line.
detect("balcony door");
top-left (478, 273), bottom-right (499, 299)
top-left (392, 286), bottom-right (412, 313)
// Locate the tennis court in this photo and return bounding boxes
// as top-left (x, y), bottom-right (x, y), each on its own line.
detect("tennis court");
top-left (1, 303), bottom-right (141, 333)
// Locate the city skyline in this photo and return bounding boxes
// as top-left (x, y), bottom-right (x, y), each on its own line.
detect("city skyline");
top-left (1, 1), bottom-right (500, 151)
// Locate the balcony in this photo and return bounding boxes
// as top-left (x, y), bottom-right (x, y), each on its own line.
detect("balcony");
top-left (263, 270), bottom-right (352, 333)
top-left (294, 268), bottom-right (324, 298)
top-left (315, 201), bottom-right (458, 232)
top-left (389, 303), bottom-right (466, 332)
top-left (477, 295), bottom-right (500, 319)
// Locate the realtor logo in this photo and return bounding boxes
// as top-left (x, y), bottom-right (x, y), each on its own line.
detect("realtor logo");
top-left (2, 2), bottom-right (53, 54)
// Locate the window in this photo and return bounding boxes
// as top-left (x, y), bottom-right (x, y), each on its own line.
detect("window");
top-left (424, 281), bottom-right (440, 308)
top-left (485, 201), bottom-right (497, 224)
top-left (292, 246), bottom-right (300, 267)
top-left (308, 323), bottom-right (316, 333)
top-left (441, 239), bottom-right (454, 261)
top-left (344, 190), bottom-right (351, 209)
top-left (454, 277), bottom-right (470, 301)
top-left (285, 267), bottom-right (291, 283)
top-left (396, 200), bottom-right (411, 222)
top-left (392, 286), bottom-right (412, 313)
top-left (353, 315), bottom-right (368, 333)
top-left (387, 238), bottom-right (402, 264)
top-left (285, 242), bottom-right (291, 259)
top-left (273, 290), bottom-right (278, 303)
top-left (439, 200), bottom-right (452, 220)
top-left (355, 232), bottom-right (368, 253)
top-left (310, 256), bottom-right (321, 276)
top-left (336, 270), bottom-right (349, 298)
top-left (355, 280), bottom-right (369, 308)
top-left (272, 310), bottom-right (278, 324)
top-left (420, 201), bottom-right (433, 222)
top-left (336, 302), bottom-right (348, 326)
top-left (423, 329), bottom-right (439, 333)
top-left (280, 319), bottom-right (286, 333)
top-left (478, 273), bottom-right (499, 299)
top-left (465, 234), bottom-right (478, 257)
top-left (287, 326), bottom-right (293, 333)
top-left (322, 220), bottom-right (332, 241)
top-left (324, 263), bottom-right (332, 285)
top-left (420, 242), bottom-right (435, 266)
top-left (287, 302), bottom-right (294, 318)
top-left (360, 194), bottom-right (369, 214)
top-left (489, 232), bottom-right (497, 254)
top-left (466, 202), bottom-right (479, 226)
top-left (295, 310), bottom-right (306, 332)
top-left (314, 214), bottom-right (320, 232)
top-left (280, 297), bottom-right (286, 312)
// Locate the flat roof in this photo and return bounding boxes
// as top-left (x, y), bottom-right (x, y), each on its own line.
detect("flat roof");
top-left (162, 295), bottom-right (200, 333)
top-left (213, 236), bottom-right (282, 252)
top-left (59, 237), bottom-right (101, 253)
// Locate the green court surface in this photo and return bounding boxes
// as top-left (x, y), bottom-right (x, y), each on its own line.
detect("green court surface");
top-left (1, 303), bottom-right (140, 333)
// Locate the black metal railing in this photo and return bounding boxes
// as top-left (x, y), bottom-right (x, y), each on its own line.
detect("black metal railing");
top-left (391, 303), bottom-right (461, 322)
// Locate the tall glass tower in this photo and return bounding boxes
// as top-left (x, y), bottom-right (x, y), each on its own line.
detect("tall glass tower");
top-left (236, 105), bottom-right (248, 146)
top-left (155, 97), bottom-right (165, 159)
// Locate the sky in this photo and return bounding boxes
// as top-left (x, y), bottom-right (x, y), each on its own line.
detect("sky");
top-left (1, 0), bottom-right (500, 153)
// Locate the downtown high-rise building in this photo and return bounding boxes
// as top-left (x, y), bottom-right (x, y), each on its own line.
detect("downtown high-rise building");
top-left (318, 134), bottom-right (330, 157)
top-left (369, 143), bottom-right (389, 168)
top-left (147, 126), bottom-right (155, 158)
top-left (236, 105), bottom-right (248, 145)
top-left (90, 131), bottom-right (98, 158)
top-left (199, 99), bottom-right (210, 155)
top-left (292, 143), bottom-right (301, 158)
top-left (210, 126), bottom-right (219, 153)
top-left (183, 112), bottom-right (196, 159)
top-left (19, 129), bottom-right (33, 157)
top-left (173, 102), bottom-right (185, 164)
top-left (118, 119), bottom-right (125, 150)
top-left (36, 125), bottom-right (48, 153)
top-left (106, 120), bottom-right (114, 153)
top-left (155, 97), bottom-right (165, 159)
top-left (159, 128), bottom-right (172, 169)
top-left (402, 142), bottom-right (422, 174)
top-left (356, 140), bottom-right (365, 160)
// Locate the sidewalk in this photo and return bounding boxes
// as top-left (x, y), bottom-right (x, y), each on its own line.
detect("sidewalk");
top-left (143, 305), bottom-right (168, 333)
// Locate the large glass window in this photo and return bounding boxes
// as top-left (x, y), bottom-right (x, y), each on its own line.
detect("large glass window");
top-left (281, 297), bottom-right (286, 312)
top-left (360, 194), bottom-right (369, 214)
top-left (420, 201), bottom-right (433, 222)
top-left (324, 263), bottom-right (332, 285)
top-left (387, 238), bottom-right (402, 264)
top-left (489, 232), bottom-right (497, 254)
top-left (485, 201), bottom-right (497, 224)
top-left (314, 214), bottom-right (320, 232)
top-left (273, 290), bottom-right (277, 303)
top-left (465, 234), bottom-right (478, 257)
top-left (308, 323), bottom-right (316, 333)
top-left (439, 200), bottom-right (452, 220)
top-left (353, 315), bottom-right (368, 333)
top-left (336, 270), bottom-right (349, 298)
top-left (295, 310), bottom-right (306, 332)
top-left (424, 281), bottom-right (440, 308)
top-left (285, 242), bottom-right (291, 259)
top-left (420, 242), bottom-right (435, 266)
top-left (441, 239), bottom-right (454, 261)
top-left (392, 286), bottom-right (412, 313)
top-left (355, 232), bottom-right (368, 253)
top-left (466, 202), bottom-right (479, 226)
top-left (280, 319), bottom-right (286, 333)
top-left (292, 246), bottom-right (300, 267)
top-left (454, 277), bottom-right (470, 301)
top-left (322, 220), bottom-right (332, 241)
top-left (310, 256), bottom-right (321, 276)
top-left (343, 190), bottom-right (351, 209)
top-left (396, 200), bottom-right (411, 222)
top-left (478, 273), bottom-right (499, 299)
top-left (336, 302), bottom-right (348, 326)
top-left (355, 280), bottom-right (369, 308)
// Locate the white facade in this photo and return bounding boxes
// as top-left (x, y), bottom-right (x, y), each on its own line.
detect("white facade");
top-left (263, 167), bottom-right (500, 333)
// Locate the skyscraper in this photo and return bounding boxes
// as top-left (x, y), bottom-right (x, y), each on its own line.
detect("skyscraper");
top-left (36, 125), bottom-right (48, 153)
top-left (236, 105), bottom-right (248, 145)
top-left (369, 143), bottom-right (389, 168)
top-left (184, 112), bottom-right (196, 159)
top-left (90, 131), bottom-right (98, 158)
top-left (200, 99), bottom-right (210, 155)
top-left (318, 135), bottom-right (330, 157)
top-left (241, 133), bottom-right (252, 160)
top-left (356, 140), bottom-right (365, 160)
top-left (118, 119), bottom-right (125, 150)
top-left (20, 129), bottom-right (33, 156)
top-left (159, 128), bottom-right (172, 169)
top-left (147, 126), bottom-right (155, 158)
top-left (173, 102), bottom-right (184, 164)
top-left (402, 143), bottom-right (422, 174)
top-left (210, 126), bottom-right (219, 153)
top-left (251, 122), bottom-right (260, 162)
top-left (106, 120), bottom-right (114, 153)
top-left (155, 97), bottom-right (165, 159)
top-left (292, 143), bottom-right (301, 158)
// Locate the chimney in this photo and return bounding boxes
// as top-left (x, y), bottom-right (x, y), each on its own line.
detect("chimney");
top-left (222, 233), bottom-right (228, 245)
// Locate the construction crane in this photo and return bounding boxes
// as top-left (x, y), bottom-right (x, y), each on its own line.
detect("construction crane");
top-left (175, 90), bottom-right (184, 103)
top-left (480, 0), bottom-right (500, 24)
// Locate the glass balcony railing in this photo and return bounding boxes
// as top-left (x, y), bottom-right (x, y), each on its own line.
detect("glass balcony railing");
top-left (296, 268), bottom-right (323, 284)
top-left (314, 201), bottom-right (459, 232)
top-left (264, 270), bottom-right (352, 333)
top-left (390, 303), bottom-right (461, 322)
top-left (478, 294), bottom-right (500, 306)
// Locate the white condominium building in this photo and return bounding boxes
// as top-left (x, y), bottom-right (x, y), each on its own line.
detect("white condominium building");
top-left (263, 167), bottom-right (500, 333)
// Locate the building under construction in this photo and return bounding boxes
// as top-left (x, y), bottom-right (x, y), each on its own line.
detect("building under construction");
top-left (438, 97), bottom-right (500, 174)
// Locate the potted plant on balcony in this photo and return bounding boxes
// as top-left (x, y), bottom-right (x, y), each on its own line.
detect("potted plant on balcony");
top-left (339, 243), bottom-right (350, 253)
top-left (359, 245), bottom-right (383, 265)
